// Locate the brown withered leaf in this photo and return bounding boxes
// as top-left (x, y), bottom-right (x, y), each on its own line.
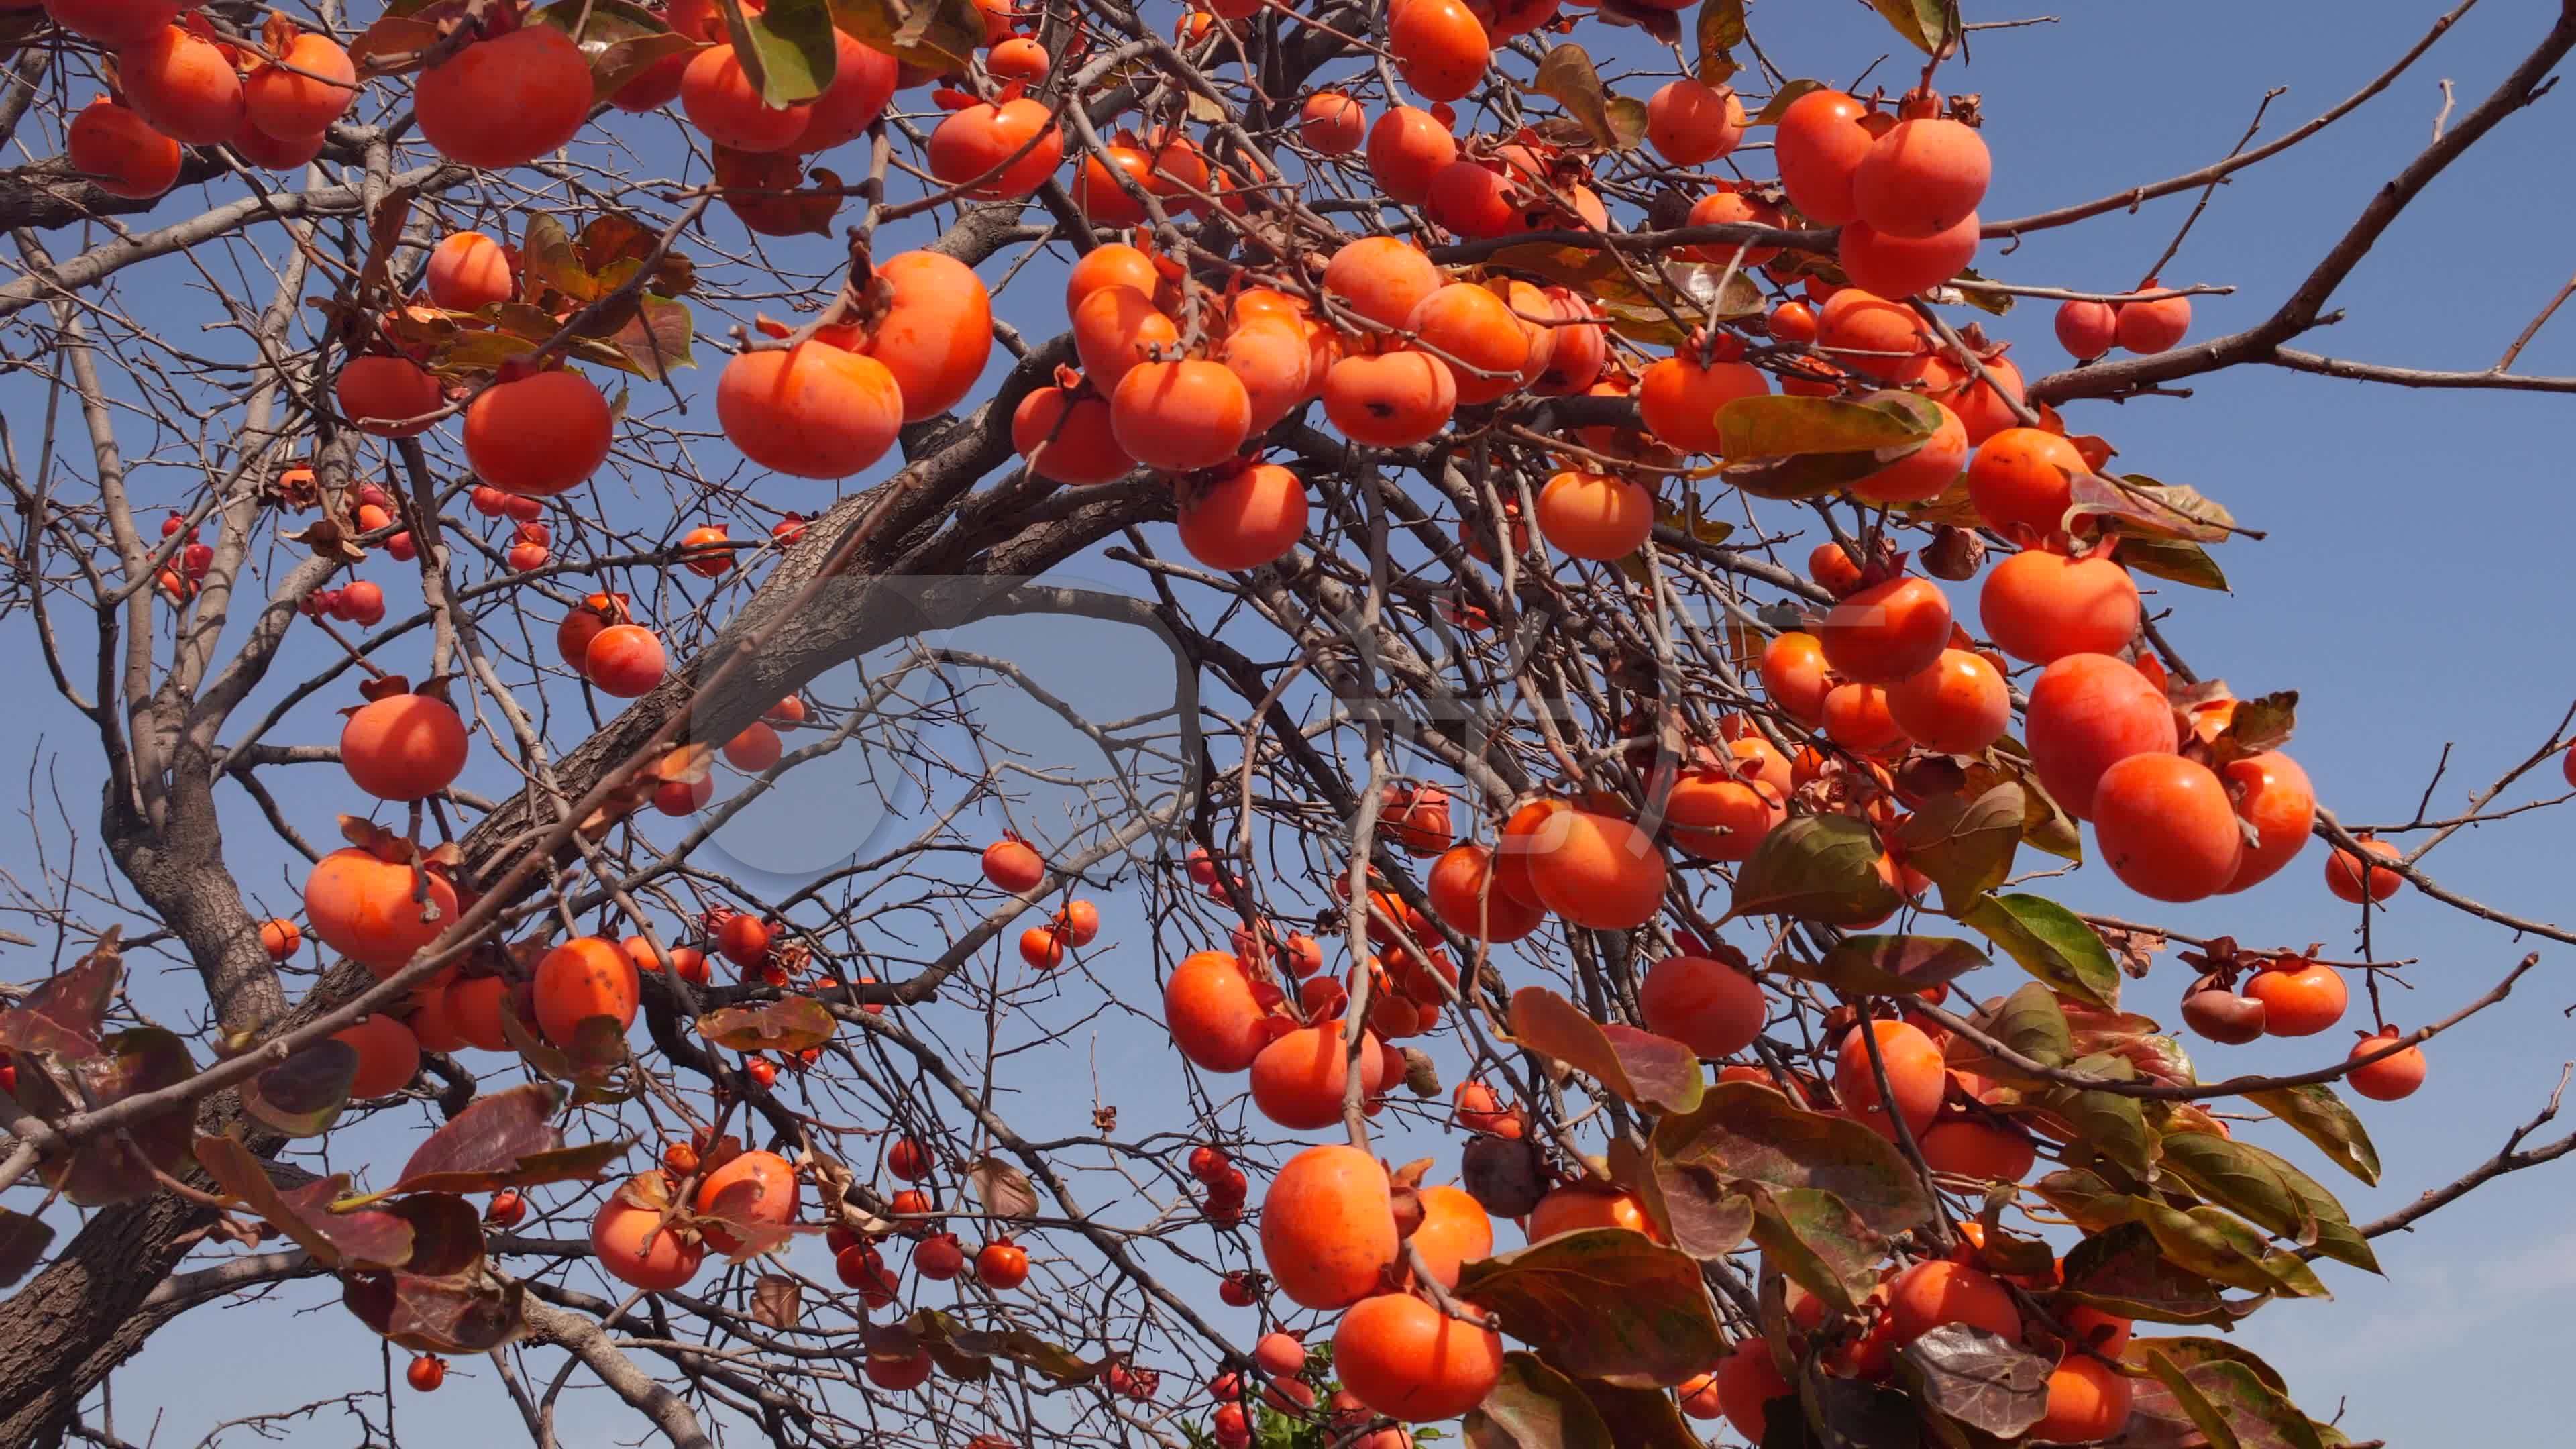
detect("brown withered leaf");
top-left (752, 1274), bottom-right (802, 1329)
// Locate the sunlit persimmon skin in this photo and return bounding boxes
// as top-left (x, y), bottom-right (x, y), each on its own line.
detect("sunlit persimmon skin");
top-left (1839, 213), bottom-right (1980, 299)
top-left (1071, 144), bottom-right (1154, 227)
top-left (1324, 350), bottom-right (1457, 447)
top-left (67, 99), bottom-right (181, 199)
top-left (682, 45), bottom-right (810, 152)
top-left (1301, 90), bottom-right (1367, 153)
top-left (1635, 353), bottom-right (1768, 455)
top-left (1640, 955), bottom-right (1769, 1057)
top-left (1261, 1145), bottom-right (1399, 1309)
top-left (1387, 0), bottom-right (1491, 102)
top-left (2056, 299), bottom-right (2118, 359)
top-left (793, 32), bottom-right (898, 152)
top-left (1820, 575), bottom-right (1954, 684)
top-left (1425, 159), bottom-right (1517, 239)
top-left (2024, 653), bottom-right (2178, 820)
top-left (426, 231), bottom-right (515, 312)
top-left (2118, 286), bottom-right (2192, 355)
top-left (2243, 958), bottom-right (2347, 1037)
top-left (1405, 283), bottom-right (1529, 403)
top-left (1715, 1343), bottom-right (1792, 1443)
top-left (1774, 89), bottom-right (1874, 223)
top-left (1535, 470), bottom-right (1653, 560)
top-left (341, 694), bottom-right (470, 801)
top-left (445, 975), bottom-right (510, 1052)
top-left (1407, 1184), bottom-right (1494, 1289)
top-left (1966, 427), bottom-right (2084, 543)
top-left (1525, 810), bottom-right (1666, 930)
top-left (304, 849), bottom-right (460, 976)
top-left (466, 370), bottom-right (614, 496)
top-left (1822, 682), bottom-right (1906, 753)
top-left (2033, 1354), bottom-right (2133, 1442)
top-left (334, 1014), bottom-right (421, 1098)
top-left (926, 97), bottom-right (1062, 199)
top-left (716, 341), bottom-right (902, 479)
top-left (1888, 1258), bottom-right (2020, 1344)
top-left (1835, 1020), bottom-right (1947, 1140)
top-left (1919, 1118), bottom-right (2037, 1182)
top-left (1885, 648), bottom-right (2009, 755)
top-left (2220, 751), bottom-right (2315, 893)
top-left (1528, 1184), bottom-right (1662, 1242)
top-left (584, 624), bottom-right (667, 697)
top-left (2093, 753), bottom-right (2243, 902)
top-left (1818, 289), bottom-right (1927, 379)
top-left (337, 356), bottom-right (444, 438)
top-left (1646, 79), bottom-right (1743, 166)
top-left (1164, 949), bottom-right (1271, 1071)
top-left (1853, 117), bottom-right (1990, 239)
top-left (592, 1185), bottom-right (705, 1291)
top-left (1012, 385), bottom-right (1132, 485)
top-left (1065, 243), bottom-right (1160, 315)
top-left (1326, 236), bottom-right (1444, 330)
top-left (2325, 836), bottom-right (2404, 903)
top-left (2347, 1027), bottom-right (2428, 1100)
top-left (694, 1148), bottom-right (799, 1255)
top-left (857, 250), bottom-right (994, 421)
top-left (1249, 1020), bottom-right (1386, 1130)
top-left (1112, 360), bottom-right (1251, 471)
top-left (1949, 352), bottom-right (2027, 446)
top-left (42, 0), bottom-right (179, 47)
top-left (122, 26), bottom-right (244, 144)
top-left (1365, 106), bottom-right (1458, 204)
top-left (1852, 397), bottom-right (1966, 504)
top-left (1073, 285), bottom-right (1177, 393)
top-left (1334, 1292), bottom-right (1504, 1422)
top-left (1493, 796), bottom-right (1570, 908)
top-left (415, 26), bottom-right (592, 170)
top-left (1760, 631), bottom-right (1832, 724)
top-left (1665, 768), bottom-right (1785, 863)
top-left (1426, 844), bottom-right (1545, 942)
top-left (1216, 319), bottom-right (1312, 434)
top-left (533, 935), bottom-right (641, 1048)
top-left (1981, 549), bottom-right (2141, 664)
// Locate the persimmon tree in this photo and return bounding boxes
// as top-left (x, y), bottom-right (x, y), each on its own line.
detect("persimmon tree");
top-left (1, 0), bottom-right (2574, 1444)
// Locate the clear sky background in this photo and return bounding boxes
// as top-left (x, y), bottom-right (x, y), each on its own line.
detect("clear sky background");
top-left (7, 0), bottom-right (2575, 1443)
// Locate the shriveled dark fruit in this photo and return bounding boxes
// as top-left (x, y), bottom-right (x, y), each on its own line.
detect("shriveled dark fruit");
top-left (2181, 987), bottom-right (2266, 1044)
top-left (1461, 1133), bottom-right (1548, 1218)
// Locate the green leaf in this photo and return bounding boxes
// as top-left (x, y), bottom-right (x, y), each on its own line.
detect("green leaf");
top-left (1972, 981), bottom-right (2076, 1072)
top-left (1716, 394), bottom-right (1945, 500)
top-left (2029, 1169), bottom-right (2141, 1234)
top-left (1457, 1228), bottom-right (1725, 1389)
top-left (1532, 44), bottom-right (1645, 151)
top-left (698, 996), bottom-right (836, 1053)
top-left (2121, 1341), bottom-right (2326, 1449)
top-left (2147, 1350), bottom-right (2245, 1449)
top-left (1509, 987), bottom-right (1704, 1116)
top-left (1784, 935), bottom-right (1988, 997)
top-left (1652, 1081), bottom-right (1933, 1236)
top-left (1750, 78), bottom-right (1827, 126)
top-left (721, 0), bottom-right (837, 106)
top-left (2060, 1223), bottom-right (2260, 1328)
top-left (1727, 814), bottom-right (1901, 926)
top-left (2134, 1199), bottom-right (2331, 1299)
top-left (2066, 472), bottom-right (2238, 545)
top-left (1463, 1353), bottom-right (1617, 1449)
top-left (1957, 892), bottom-right (2120, 1008)
top-left (2155, 1130), bottom-right (2318, 1251)
top-left (2120, 536), bottom-right (2231, 591)
top-left (2045, 1055), bottom-right (2153, 1181)
top-left (533, 0), bottom-right (702, 106)
top-left (1869, 0), bottom-right (1958, 56)
top-left (1894, 783), bottom-right (2024, 906)
top-left (1747, 1185), bottom-right (1882, 1312)
top-left (1693, 1), bottom-right (1745, 84)
top-left (2243, 1083), bottom-right (2381, 1186)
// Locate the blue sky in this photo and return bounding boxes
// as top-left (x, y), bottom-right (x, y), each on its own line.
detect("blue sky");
top-left (8, 0), bottom-right (2576, 1442)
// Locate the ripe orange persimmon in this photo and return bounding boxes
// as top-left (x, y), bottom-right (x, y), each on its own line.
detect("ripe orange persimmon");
top-left (1535, 470), bottom-right (1652, 560)
top-left (716, 341), bottom-right (903, 478)
top-left (533, 936), bottom-right (639, 1047)
top-left (1680, 186), bottom-right (1783, 264)
top-left (1387, 0), bottom-right (1490, 102)
top-left (2326, 836), bottom-right (2403, 903)
top-left (1884, 648), bottom-right (2009, 755)
top-left (1323, 351), bottom-right (1456, 447)
top-left (982, 838), bottom-right (1044, 891)
top-left (305, 849), bottom-right (460, 976)
top-left (1637, 353), bottom-right (1768, 454)
top-left (794, 31), bottom-right (899, 152)
top-left (1919, 1118), bottom-right (2036, 1182)
top-left (2347, 1027), bottom-right (2427, 1100)
top-left (1425, 843), bottom-right (1544, 942)
top-left (1073, 285), bottom-right (1178, 391)
top-left (1165, 949), bottom-right (1271, 1071)
top-left (333, 1014), bottom-right (422, 1099)
top-left (682, 45), bottom-right (812, 151)
top-left (260, 918), bottom-right (301, 960)
top-left (1835, 1020), bottom-right (1946, 1140)
top-left (1639, 955), bottom-right (1768, 1057)
top-left (2220, 751), bottom-right (2315, 893)
top-left (1333, 1292), bottom-right (1503, 1423)
top-left (1839, 214), bottom-right (1980, 300)
top-left (583, 624), bottom-right (667, 697)
top-left (2023, 653), bottom-right (2178, 820)
top-left (425, 231), bottom-right (515, 311)
top-left (1324, 236), bottom-right (1442, 329)
top-left (592, 1184), bottom-right (704, 1290)
top-left (1112, 360), bottom-right (1251, 471)
top-left (2055, 299), bottom-right (2118, 359)
top-left (341, 692), bottom-right (470, 800)
top-left (1260, 1144), bottom-right (1399, 1309)
top-left (1949, 353), bottom-right (2028, 446)
top-left (1072, 144), bottom-right (1155, 226)
top-left (1406, 1184), bottom-right (1493, 1289)
top-left (1966, 427), bottom-right (2084, 543)
top-left (2118, 284), bottom-right (2192, 354)
top-left (466, 370), bottom-right (613, 496)
top-left (1404, 283), bottom-right (1528, 404)
top-left (67, 99), bottom-right (181, 199)
top-left (722, 721), bottom-right (782, 773)
top-left (1524, 810), bottom-right (1665, 930)
top-left (2093, 753), bottom-right (2243, 902)
top-left (857, 250), bottom-right (994, 421)
top-left (1981, 549), bottom-right (2140, 663)
top-left (43, 0), bottom-right (179, 46)
top-left (1364, 107), bottom-right (1458, 204)
top-left (1013, 384), bottom-right (1132, 484)
top-left (2243, 957), bottom-right (2347, 1037)
top-left (244, 28), bottom-right (356, 140)
top-left (337, 356), bottom-right (443, 438)
top-left (414, 26), bottom-right (592, 170)
top-left (445, 974), bottom-right (510, 1053)
top-left (1715, 1344), bottom-right (1792, 1444)
top-left (1664, 769), bottom-right (1784, 863)
top-left (1818, 289), bottom-right (1927, 379)
top-left (1823, 682), bottom-right (1906, 753)
top-left (2032, 1355), bottom-right (2133, 1443)
top-left (1819, 574), bottom-right (1953, 684)
top-left (1250, 1020), bottom-right (1387, 1129)
top-left (1528, 1183), bottom-right (1660, 1242)
top-left (1851, 397), bottom-right (1966, 504)
top-left (1646, 79), bottom-right (1743, 166)
top-left (1065, 242), bottom-right (1159, 315)
top-left (1215, 319), bottom-right (1312, 433)
top-left (1888, 1258), bottom-right (2020, 1344)
top-left (122, 25), bottom-right (243, 144)
top-left (925, 97), bottom-right (1062, 199)
top-left (696, 1148), bottom-right (799, 1255)
top-left (1774, 89), bottom-right (1873, 223)
top-left (1760, 631), bottom-right (1832, 723)
top-left (407, 983), bottom-right (466, 1053)
top-left (1852, 116), bottom-right (1990, 239)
